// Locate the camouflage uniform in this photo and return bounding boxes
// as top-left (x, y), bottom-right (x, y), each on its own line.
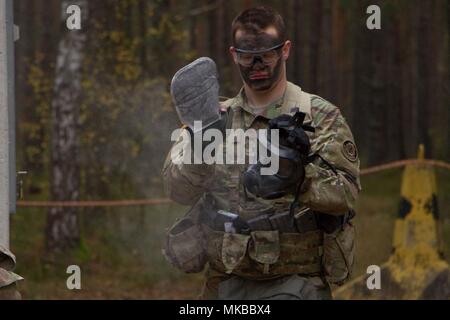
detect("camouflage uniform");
top-left (163, 82), bottom-right (360, 299)
top-left (0, 246), bottom-right (22, 300)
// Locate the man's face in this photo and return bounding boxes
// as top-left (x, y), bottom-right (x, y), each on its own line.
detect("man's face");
top-left (231, 27), bottom-right (290, 91)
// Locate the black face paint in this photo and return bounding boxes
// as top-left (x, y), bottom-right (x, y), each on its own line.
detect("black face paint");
top-left (235, 33), bottom-right (280, 51)
top-left (235, 33), bottom-right (284, 91)
top-left (239, 57), bottom-right (283, 91)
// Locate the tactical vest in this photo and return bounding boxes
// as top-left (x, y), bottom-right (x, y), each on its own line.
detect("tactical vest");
top-left (202, 84), bottom-right (325, 279)
top-left (214, 83), bottom-right (313, 218)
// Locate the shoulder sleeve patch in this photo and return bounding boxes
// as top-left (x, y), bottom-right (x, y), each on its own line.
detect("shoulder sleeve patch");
top-left (342, 140), bottom-right (358, 162)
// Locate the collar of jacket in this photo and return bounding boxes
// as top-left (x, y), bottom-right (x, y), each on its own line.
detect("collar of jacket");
top-left (229, 82), bottom-right (305, 128)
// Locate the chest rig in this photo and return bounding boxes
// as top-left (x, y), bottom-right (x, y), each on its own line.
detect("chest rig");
top-left (202, 84), bottom-right (325, 279)
top-left (215, 83), bottom-right (314, 220)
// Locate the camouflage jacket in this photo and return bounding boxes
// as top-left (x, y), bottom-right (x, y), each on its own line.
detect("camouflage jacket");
top-left (163, 82), bottom-right (361, 220)
top-left (0, 246), bottom-right (23, 300)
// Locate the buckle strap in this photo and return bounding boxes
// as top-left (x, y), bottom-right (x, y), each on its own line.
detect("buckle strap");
top-left (208, 208), bottom-right (319, 234)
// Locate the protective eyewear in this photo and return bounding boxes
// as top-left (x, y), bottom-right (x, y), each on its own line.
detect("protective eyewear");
top-left (234, 43), bottom-right (285, 67)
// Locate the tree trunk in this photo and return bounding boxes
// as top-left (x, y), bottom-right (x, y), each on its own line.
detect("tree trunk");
top-left (46, 0), bottom-right (86, 252)
top-left (309, 0), bottom-right (322, 94)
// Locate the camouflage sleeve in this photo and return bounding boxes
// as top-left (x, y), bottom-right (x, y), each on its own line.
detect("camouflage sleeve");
top-left (299, 96), bottom-right (361, 215)
top-left (162, 128), bottom-right (214, 205)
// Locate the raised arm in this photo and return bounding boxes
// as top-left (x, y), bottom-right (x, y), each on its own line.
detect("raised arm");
top-left (299, 96), bottom-right (361, 215)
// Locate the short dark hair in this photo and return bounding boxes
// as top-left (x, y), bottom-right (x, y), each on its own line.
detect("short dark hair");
top-left (231, 6), bottom-right (286, 45)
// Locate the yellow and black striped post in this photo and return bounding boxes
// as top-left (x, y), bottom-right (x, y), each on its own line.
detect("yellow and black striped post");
top-left (335, 145), bottom-right (449, 299)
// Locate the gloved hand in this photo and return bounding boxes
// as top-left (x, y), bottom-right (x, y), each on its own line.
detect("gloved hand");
top-left (171, 57), bottom-right (221, 131)
top-left (268, 112), bottom-right (312, 159)
top-left (183, 109), bottom-right (228, 165)
top-left (185, 109), bottom-right (228, 147)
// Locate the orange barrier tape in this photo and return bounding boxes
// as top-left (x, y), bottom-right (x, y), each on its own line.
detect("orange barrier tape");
top-left (17, 159), bottom-right (449, 208)
top-left (17, 198), bottom-right (172, 208)
top-left (360, 159), bottom-right (450, 176)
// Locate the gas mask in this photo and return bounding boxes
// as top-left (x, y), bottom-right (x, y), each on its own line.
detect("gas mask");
top-left (243, 110), bottom-right (314, 200)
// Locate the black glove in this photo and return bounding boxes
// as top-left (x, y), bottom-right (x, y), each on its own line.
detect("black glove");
top-left (185, 109), bottom-right (228, 162)
top-left (268, 112), bottom-right (312, 160)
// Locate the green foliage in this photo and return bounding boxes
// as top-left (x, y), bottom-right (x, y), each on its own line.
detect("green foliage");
top-left (20, 53), bottom-right (53, 195)
top-left (72, 236), bottom-right (92, 264)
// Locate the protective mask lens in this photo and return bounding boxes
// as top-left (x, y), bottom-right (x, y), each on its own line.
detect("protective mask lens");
top-left (237, 50), bottom-right (280, 67)
top-left (261, 50), bottom-right (280, 65)
top-left (235, 42), bottom-right (284, 67)
top-left (237, 52), bottom-right (254, 67)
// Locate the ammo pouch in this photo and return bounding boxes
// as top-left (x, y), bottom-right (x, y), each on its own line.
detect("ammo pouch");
top-left (203, 225), bottom-right (323, 280)
top-left (163, 201), bottom-right (207, 273)
top-left (321, 214), bottom-right (356, 286)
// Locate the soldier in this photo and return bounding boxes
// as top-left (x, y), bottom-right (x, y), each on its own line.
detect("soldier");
top-left (0, 246), bottom-right (22, 300)
top-left (163, 6), bottom-right (360, 300)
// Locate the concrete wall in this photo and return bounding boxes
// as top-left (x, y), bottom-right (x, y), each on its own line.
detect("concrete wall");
top-left (0, 0), bottom-right (13, 248)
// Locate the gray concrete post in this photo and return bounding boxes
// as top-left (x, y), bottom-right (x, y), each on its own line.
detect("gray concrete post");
top-left (0, 0), bottom-right (14, 248)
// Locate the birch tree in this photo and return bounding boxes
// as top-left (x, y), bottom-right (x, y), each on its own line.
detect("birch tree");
top-left (46, 0), bottom-right (86, 252)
